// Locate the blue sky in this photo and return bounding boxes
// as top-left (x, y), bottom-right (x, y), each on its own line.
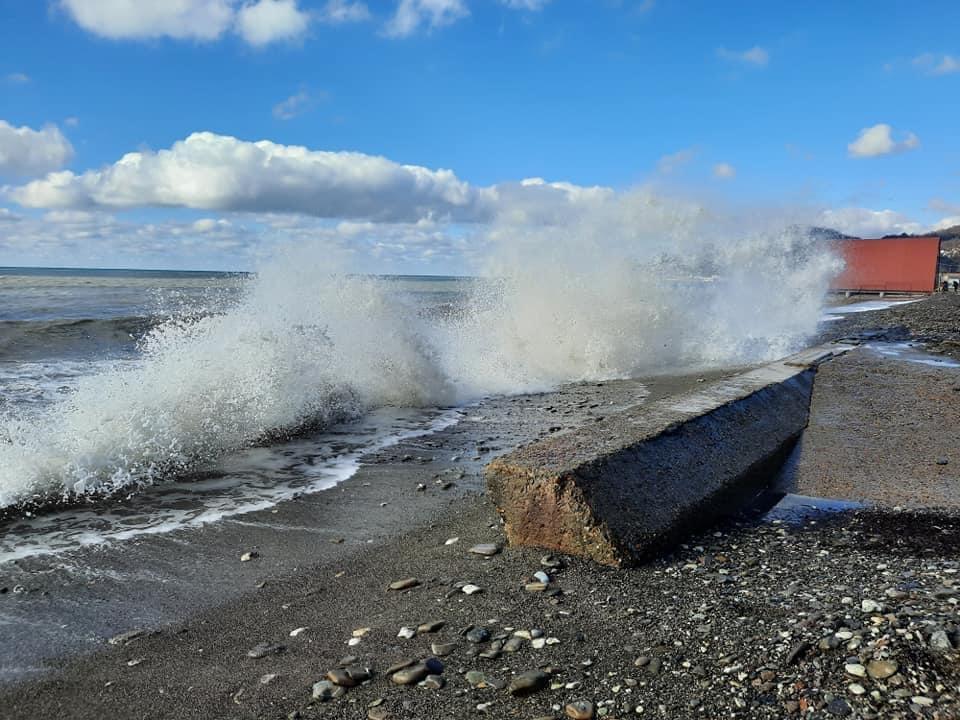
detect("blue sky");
top-left (1, 0), bottom-right (959, 271)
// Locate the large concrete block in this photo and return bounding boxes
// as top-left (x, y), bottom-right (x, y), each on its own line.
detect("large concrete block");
top-left (485, 346), bottom-right (850, 567)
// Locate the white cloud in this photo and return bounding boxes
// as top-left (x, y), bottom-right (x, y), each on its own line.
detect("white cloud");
top-left (0, 120), bottom-right (74, 178)
top-left (820, 208), bottom-right (926, 237)
top-left (499, 0), bottom-right (552, 10)
top-left (272, 89), bottom-right (314, 119)
top-left (6, 132), bottom-right (614, 227)
top-left (384, 0), bottom-right (468, 37)
top-left (59, 0), bottom-right (236, 41)
top-left (656, 148), bottom-right (696, 175)
top-left (235, 0), bottom-right (309, 46)
top-left (717, 46), bottom-right (769, 67)
top-left (5, 72), bottom-right (30, 85)
top-left (847, 123), bottom-right (919, 158)
top-left (59, 0), bottom-right (309, 46)
top-left (319, 0), bottom-right (371, 24)
top-left (64, 116), bottom-right (80, 127)
top-left (912, 53), bottom-right (960, 76)
top-left (8, 131), bottom-right (480, 222)
top-left (933, 216), bottom-right (960, 231)
top-left (713, 163), bottom-right (736, 179)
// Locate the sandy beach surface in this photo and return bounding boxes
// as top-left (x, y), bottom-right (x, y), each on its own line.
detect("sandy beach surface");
top-left (1, 296), bottom-right (959, 720)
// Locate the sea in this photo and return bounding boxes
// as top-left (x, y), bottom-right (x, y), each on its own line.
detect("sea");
top-left (0, 267), bottom-right (470, 562)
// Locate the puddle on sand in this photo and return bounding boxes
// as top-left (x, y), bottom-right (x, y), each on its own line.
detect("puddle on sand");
top-left (863, 342), bottom-right (960, 369)
top-left (760, 493), bottom-right (866, 524)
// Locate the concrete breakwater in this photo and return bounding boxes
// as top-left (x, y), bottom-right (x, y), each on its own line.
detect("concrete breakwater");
top-left (486, 344), bottom-right (854, 566)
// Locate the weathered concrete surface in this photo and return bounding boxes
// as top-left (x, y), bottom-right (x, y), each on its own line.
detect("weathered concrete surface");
top-left (485, 345), bottom-right (853, 567)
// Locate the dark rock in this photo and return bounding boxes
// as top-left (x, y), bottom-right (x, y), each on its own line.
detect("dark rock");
top-left (509, 670), bottom-right (550, 696)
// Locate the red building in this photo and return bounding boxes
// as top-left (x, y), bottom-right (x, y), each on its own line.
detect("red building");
top-left (831, 236), bottom-right (942, 294)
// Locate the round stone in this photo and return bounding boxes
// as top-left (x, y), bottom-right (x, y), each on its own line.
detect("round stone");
top-left (866, 659), bottom-right (898, 680)
top-left (565, 700), bottom-right (595, 719)
top-left (509, 670), bottom-right (550, 696)
top-left (391, 663), bottom-right (429, 685)
top-left (844, 663), bottom-right (866, 678)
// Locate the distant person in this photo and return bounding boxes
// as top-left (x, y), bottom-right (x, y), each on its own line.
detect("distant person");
top-left (954, 279), bottom-right (959, 293)
top-left (942, 280), bottom-right (950, 293)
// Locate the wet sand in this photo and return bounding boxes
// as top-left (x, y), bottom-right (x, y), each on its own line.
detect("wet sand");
top-left (784, 348), bottom-right (960, 509)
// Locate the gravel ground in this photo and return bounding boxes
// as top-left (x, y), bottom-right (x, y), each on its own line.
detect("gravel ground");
top-left (1, 497), bottom-right (957, 720)
top-left (820, 293), bottom-right (960, 362)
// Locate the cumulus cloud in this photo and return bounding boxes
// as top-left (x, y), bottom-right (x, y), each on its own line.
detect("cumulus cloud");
top-left (59, 0), bottom-right (236, 41)
top-left (713, 163), bottom-right (736, 180)
top-left (235, 0), bottom-right (309, 46)
top-left (59, 0), bottom-right (309, 46)
top-left (819, 208), bottom-right (926, 237)
top-left (319, 0), bottom-right (371, 23)
top-left (717, 46), bottom-right (769, 67)
top-left (384, 0), bottom-right (468, 37)
top-left (912, 53), bottom-right (960, 76)
top-left (0, 120), bottom-right (74, 178)
top-left (6, 132), bottom-right (615, 228)
top-left (847, 123), bottom-right (919, 158)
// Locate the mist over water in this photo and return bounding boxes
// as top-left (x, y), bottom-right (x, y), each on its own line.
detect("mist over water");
top-left (0, 190), bottom-right (841, 510)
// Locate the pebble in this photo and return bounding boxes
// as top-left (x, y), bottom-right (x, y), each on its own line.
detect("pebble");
top-left (431, 641), bottom-right (457, 656)
top-left (469, 543), bottom-right (501, 556)
top-left (289, 627), bottom-right (308, 637)
top-left (421, 674), bottom-right (445, 689)
top-left (368, 708), bottom-right (392, 720)
top-left (860, 599), bottom-right (883, 613)
top-left (465, 670), bottom-right (487, 687)
top-left (240, 551), bottom-right (258, 562)
top-left (912, 696), bottom-right (934, 707)
top-left (444, 537), bottom-right (460, 545)
top-left (388, 578), bottom-right (420, 591)
top-left (503, 636), bottom-right (524, 653)
top-left (848, 683), bottom-right (866, 695)
top-left (385, 659), bottom-right (416, 675)
top-left (565, 700), bottom-right (595, 719)
top-left (312, 680), bottom-right (342, 701)
top-left (397, 627), bottom-right (416, 639)
top-left (417, 620), bottom-right (445, 634)
top-left (462, 584), bottom-right (483, 595)
top-left (247, 642), bottom-right (285, 659)
top-left (541, 554), bottom-right (564, 569)
top-left (844, 663), bottom-right (866, 678)
top-left (533, 570), bottom-right (550, 584)
top-left (826, 698), bottom-right (851, 716)
top-left (465, 627), bottom-right (491, 643)
top-left (509, 670), bottom-right (550, 696)
top-left (391, 663), bottom-right (429, 685)
top-left (326, 666), bottom-right (370, 687)
top-left (866, 659), bottom-right (898, 679)
top-left (929, 629), bottom-right (954, 651)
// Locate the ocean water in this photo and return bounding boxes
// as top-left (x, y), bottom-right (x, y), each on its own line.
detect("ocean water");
top-left (0, 215), bottom-right (840, 560)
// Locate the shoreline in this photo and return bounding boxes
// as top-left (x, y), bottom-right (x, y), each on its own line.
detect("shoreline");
top-left (0, 371), bottom-right (732, 687)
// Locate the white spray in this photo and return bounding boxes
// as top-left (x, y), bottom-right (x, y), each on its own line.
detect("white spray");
top-left (0, 189), bottom-right (841, 508)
